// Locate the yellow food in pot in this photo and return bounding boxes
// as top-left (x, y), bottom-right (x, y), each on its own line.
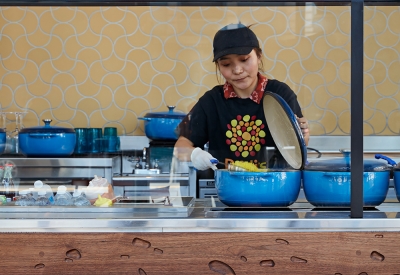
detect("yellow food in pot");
top-left (233, 161), bottom-right (259, 172)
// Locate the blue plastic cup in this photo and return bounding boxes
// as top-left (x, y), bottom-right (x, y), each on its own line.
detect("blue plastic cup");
top-left (86, 128), bottom-right (103, 153)
top-left (103, 127), bottom-right (117, 137)
top-left (74, 128), bottom-right (88, 154)
top-left (103, 136), bottom-right (120, 152)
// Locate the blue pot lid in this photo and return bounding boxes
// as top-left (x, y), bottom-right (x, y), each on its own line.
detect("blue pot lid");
top-left (305, 150), bottom-right (390, 172)
top-left (262, 92), bottom-right (307, 170)
top-left (19, 119), bottom-right (75, 134)
top-left (144, 106), bottom-right (186, 119)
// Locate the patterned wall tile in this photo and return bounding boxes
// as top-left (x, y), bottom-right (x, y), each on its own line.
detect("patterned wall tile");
top-left (0, 6), bottom-right (399, 136)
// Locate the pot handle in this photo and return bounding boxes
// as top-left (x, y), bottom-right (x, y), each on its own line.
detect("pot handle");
top-left (138, 117), bottom-right (151, 121)
top-left (375, 154), bottom-right (397, 166)
top-left (322, 172), bottom-right (347, 177)
top-left (229, 171), bottom-right (274, 177)
top-left (322, 172), bottom-right (370, 178)
top-left (28, 133), bottom-right (59, 138)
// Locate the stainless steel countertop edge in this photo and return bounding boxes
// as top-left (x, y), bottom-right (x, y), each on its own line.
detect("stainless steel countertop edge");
top-left (0, 218), bottom-right (399, 233)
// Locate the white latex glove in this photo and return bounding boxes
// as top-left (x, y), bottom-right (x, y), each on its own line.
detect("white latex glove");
top-left (191, 147), bottom-right (218, 171)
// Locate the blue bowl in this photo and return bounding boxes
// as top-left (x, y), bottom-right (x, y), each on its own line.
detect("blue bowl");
top-left (214, 170), bottom-right (301, 207)
top-left (303, 171), bottom-right (389, 207)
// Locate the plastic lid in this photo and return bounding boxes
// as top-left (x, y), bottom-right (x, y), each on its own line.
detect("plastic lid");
top-left (72, 190), bottom-right (82, 197)
top-left (262, 92), bottom-right (307, 170)
top-left (305, 150), bottom-right (390, 172)
top-left (143, 106), bottom-right (186, 119)
top-left (89, 175), bottom-right (108, 187)
top-left (0, 128), bottom-right (4, 133)
top-left (19, 119), bottom-right (75, 134)
top-left (38, 190), bottom-right (47, 196)
top-left (57, 185), bottom-right (67, 194)
top-left (34, 180), bottom-right (43, 188)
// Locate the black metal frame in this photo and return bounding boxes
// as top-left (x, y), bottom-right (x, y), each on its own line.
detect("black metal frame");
top-left (0, 0), bottom-right (398, 217)
top-left (0, 0), bottom-right (398, 6)
top-left (350, 0), bottom-right (364, 218)
top-left (0, 1), bottom-right (351, 6)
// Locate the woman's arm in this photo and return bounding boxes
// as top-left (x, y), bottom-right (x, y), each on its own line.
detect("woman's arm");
top-left (173, 136), bottom-right (195, 162)
top-left (296, 116), bottom-right (310, 146)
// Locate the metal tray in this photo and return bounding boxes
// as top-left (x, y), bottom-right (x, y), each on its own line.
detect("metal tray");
top-left (204, 196), bottom-right (390, 219)
top-left (0, 196), bottom-right (195, 219)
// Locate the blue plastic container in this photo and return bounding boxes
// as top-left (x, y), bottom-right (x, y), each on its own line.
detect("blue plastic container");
top-left (303, 152), bottom-right (390, 207)
top-left (19, 119), bottom-right (76, 157)
top-left (214, 169), bottom-right (301, 207)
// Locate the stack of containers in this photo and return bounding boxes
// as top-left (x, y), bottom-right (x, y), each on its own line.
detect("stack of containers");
top-left (102, 127), bottom-right (120, 153)
top-left (74, 127), bottom-right (119, 154)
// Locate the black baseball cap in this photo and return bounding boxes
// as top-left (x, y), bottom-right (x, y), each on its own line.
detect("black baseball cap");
top-left (212, 23), bottom-right (260, 62)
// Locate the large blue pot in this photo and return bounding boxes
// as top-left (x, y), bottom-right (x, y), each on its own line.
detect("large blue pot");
top-left (392, 171), bottom-right (400, 202)
top-left (139, 106), bottom-right (186, 141)
top-left (303, 151), bottom-right (391, 207)
top-left (374, 154), bottom-right (400, 203)
top-left (214, 169), bottom-right (301, 207)
top-left (303, 170), bottom-right (390, 207)
top-left (0, 129), bottom-right (5, 154)
top-left (19, 119), bottom-right (76, 157)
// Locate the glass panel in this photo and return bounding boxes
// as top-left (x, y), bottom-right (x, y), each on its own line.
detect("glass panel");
top-left (0, 2), bottom-right (398, 219)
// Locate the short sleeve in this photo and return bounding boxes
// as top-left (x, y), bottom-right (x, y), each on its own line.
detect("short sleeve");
top-left (177, 101), bottom-right (209, 148)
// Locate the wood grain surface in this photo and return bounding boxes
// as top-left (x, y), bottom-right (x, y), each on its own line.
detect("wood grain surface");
top-left (0, 232), bottom-right (398, 274)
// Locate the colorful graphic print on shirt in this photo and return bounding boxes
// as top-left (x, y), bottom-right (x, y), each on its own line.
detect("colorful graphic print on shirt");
top-left (225, 114), bottom-right (266, 159)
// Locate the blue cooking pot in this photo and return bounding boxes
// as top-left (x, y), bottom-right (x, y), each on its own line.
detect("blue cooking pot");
top-left (0, 129), bottom-right (5, 154)
top-left (377, 155), bottom-right (400, 202)
top-left (303, 150), bottom-right (391, 207)
top-left (19, 119), bottom-right (76, 157)
top-left (214, 169), bottom-right (301, 207)
top-left (139, 106), bottom-right (186, 141)
top-left (393, 169), bottom-right (400, 202)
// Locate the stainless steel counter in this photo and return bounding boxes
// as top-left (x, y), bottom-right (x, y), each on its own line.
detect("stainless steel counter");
top-left (1, 197), bottom-right (400, 233)
top-left (0, 156), bottom-right (121, 183)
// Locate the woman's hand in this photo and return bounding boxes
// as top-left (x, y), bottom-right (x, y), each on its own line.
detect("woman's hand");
top-left (296, 116), bottom-right (310, 146)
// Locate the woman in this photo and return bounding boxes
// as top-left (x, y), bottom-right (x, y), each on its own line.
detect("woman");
top-left (175, 23), bottom-right (309, 171)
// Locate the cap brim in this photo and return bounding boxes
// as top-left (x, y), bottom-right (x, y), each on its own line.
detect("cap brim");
top-left (213, 47), bottom-right (254, 62)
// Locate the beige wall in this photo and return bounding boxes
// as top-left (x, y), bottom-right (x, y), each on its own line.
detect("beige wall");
top-left (0, 6), bottom-right (399, 136)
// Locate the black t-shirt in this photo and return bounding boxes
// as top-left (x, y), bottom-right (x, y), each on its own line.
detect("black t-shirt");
top-left (179, 79), bottom-right (303, 167)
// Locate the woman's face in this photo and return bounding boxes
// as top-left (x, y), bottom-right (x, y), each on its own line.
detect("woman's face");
top-left (217, 49), bottom-right (261, 96)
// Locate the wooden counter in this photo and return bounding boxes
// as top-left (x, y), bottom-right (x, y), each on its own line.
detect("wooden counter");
top-left (3, 231), bottom-right (398, 274)
top-left (1, 198), bottom-right (400, 274)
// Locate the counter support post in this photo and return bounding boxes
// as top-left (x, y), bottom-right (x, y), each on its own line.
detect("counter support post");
top-left (350, 0), bottom-right (364, 218)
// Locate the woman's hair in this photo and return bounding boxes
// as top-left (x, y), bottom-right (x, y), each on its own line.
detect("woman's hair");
top-left (214, 47), bottom-right (265, 84)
